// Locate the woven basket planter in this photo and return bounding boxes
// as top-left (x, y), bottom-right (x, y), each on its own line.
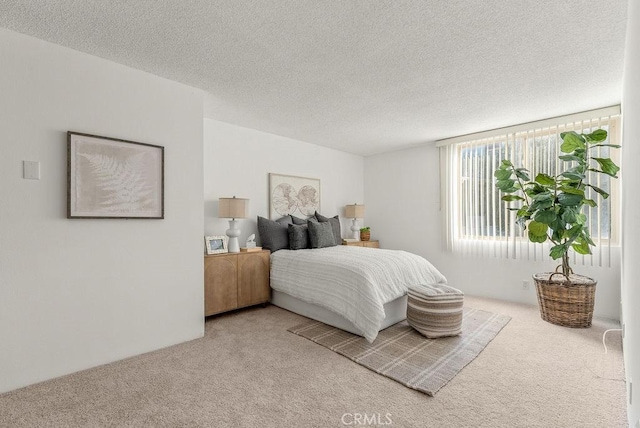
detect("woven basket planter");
top-left (533, 272), bottom-right (596, 328)
top-left (360, 230), bottom-right (370, 241)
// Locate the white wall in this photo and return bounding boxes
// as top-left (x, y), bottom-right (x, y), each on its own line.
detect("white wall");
top-left (365, 143), bottom-right (621, 319)
top-left (622, 0), bottom-right (640, 424)
top-left (0, 28), bottom-right (204, 393)
top-left (204, 119), bottom-right (363, 243)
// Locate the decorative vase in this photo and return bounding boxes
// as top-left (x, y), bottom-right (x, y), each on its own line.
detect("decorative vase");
top-left (360, 230), bottom-right (370, 241)
top-left (533, 272), bottom-right (596, 328)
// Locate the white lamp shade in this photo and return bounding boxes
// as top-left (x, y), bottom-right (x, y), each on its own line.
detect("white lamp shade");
top-left (219, 197), bottom-right (249, 219)
top-left (345, 204), bottom-right (365, 219)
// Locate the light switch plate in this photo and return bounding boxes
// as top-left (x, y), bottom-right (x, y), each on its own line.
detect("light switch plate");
top-left (23, 161), bottom-right (40, 180)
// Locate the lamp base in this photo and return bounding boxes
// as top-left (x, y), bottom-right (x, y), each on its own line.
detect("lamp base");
top-left (226, 219), bottom-right (241, 253)
top-left (350, 218), bottom-right (359, 240)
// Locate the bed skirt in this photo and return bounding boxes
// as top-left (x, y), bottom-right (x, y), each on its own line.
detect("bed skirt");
top-left (271, 290), bottom-right (408, 337)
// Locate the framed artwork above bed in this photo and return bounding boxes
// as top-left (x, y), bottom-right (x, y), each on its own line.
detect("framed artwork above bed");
top-left (269, 173), bottom-right (320, 219)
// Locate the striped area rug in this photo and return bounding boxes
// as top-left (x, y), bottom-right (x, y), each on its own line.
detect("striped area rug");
top-left (288, 308), bottom-right (511, 396)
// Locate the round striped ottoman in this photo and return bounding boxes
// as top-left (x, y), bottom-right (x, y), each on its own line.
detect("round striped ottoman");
top-left (407, 284), bottom-right (464, 338)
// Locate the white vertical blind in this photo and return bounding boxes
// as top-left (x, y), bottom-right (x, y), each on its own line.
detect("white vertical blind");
top-left (440, 108), bottom-right (621, 267)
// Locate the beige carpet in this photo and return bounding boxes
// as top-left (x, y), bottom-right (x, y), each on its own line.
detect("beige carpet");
top-left (289, 308), bottom-right (511, 396)
top-left (0, 296), bottom-right (627, 427)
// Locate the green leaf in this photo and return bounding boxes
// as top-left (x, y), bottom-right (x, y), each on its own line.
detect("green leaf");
top-left (558, 186), bottom-right (585, 196)
top-left (586, 129), bottom-right (607, 142)
top-left (514, 169), bottom-right (530, 181)
top-left (561, 209), bottom-right (577, 224)
top-left (593, 158), bottom-right (620, 177)
top-left (560, 132), bottom-right (585, 153)
top-left (496, 179), bottom-right (515, 191)
top-left (559, 154), bottom-right (582, 162)
top-left (501, 159), bottom-right (513, 167)
top-left (586, 184), bottom-right (609, 199)
top-left (534, 210), bottom-right (557, 225)
top-left (530, 199), bottom-right (553, 211)
top-left (532, 192), bottom-right (552, 201)
top-left (525, 183), bottom-right (548, 197)
top-left (576, 213), bottom-right (587, 225)
top-left (534, 173), bottom-right (556, 186)
top-left (583, 198), bottom-right (597, 207)
top-left (528, 221), bottom-right (548, 236)
top-left (529, 192), bottom-right (552, 210)
top-left (494, 169), bottom-right (512, 180)
top-left (501, 195), bottom-right (525, 202)
top-left (550, 218), bottom-right (566, 237)
top-left (558, 193), bottom-right (584, 206)
top-left (583, 229), bottom-right (595, 246)
top-left (561, 171), bottom-right (585, 181)
top-left (572, 240), bottom-right (591, 255)
top-left (549, 244), bottom-right (568, 260)
top-left (564, 224), bottom-right (583, 239)
top-left (528, 230), bottom-right (547, 243)
top-left (589, 144), bottom-right (621, 149)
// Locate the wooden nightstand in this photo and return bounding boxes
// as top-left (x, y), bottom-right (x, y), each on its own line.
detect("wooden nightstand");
top-left (204, 249), bottom-right (270, 316)
top-left (342, 240), bottom-right (380, 249)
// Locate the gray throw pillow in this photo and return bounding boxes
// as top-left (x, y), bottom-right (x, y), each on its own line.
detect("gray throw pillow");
top-left (276, 215), bottom-right (293, 225)
top-left (314, 211), bottom-right (341, 245)
top-left (288, 224), bottom-right (310, 250)
top-left (277, 215), bottom-right (293, 225)
top-left (308, 220), bottom-right (336, 248)
top-left (257, 216), bottom-right (291, 252)
top-left (291, 216), bottom-right (308, 225)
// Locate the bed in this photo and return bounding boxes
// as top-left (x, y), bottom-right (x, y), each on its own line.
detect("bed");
top-left (269, 245), bottom-right (447, 342)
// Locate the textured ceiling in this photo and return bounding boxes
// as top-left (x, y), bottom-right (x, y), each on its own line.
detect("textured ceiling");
top-left (0, 0), bottom-right (628, 156)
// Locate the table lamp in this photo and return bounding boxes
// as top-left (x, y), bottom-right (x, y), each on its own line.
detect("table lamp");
top-left (219, 196), bottom-right (249, 253)
top-left (345, 203), bottom-right (365, 239)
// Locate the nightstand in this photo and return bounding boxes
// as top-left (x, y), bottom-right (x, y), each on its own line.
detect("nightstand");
top-left (204, 249), bottom-right (270, 316)
top-left (342, 240), bottom-right (380, 249)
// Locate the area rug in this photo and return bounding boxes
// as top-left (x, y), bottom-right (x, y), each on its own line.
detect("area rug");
top-left (288, 308), bottom-right (511, 396)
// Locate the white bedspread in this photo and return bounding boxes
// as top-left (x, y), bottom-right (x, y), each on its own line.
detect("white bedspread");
top-left (270, 245), bottom-right (447, 342)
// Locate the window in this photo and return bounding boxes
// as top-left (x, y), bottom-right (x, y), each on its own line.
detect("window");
top-left (438, 107), bottom-right (621, 266)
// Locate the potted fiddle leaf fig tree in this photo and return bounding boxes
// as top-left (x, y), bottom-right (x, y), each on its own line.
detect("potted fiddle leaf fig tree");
top-left (494, 129), bottom-right (620, 328)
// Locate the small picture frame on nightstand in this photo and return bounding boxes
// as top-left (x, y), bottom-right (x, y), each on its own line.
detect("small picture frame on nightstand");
top-left (205, 235), bottom-right (229, 255)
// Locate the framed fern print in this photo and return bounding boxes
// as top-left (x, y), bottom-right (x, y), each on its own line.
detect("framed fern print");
top-left (67, 132), bottom-right (164, 219)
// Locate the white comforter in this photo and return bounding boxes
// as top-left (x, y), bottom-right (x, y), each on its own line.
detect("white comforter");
top-left (270, 245), bottom-right (447, 342)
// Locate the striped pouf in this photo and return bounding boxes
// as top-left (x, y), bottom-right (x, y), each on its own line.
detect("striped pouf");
top-left (407, 284), bottom-right (464, 338)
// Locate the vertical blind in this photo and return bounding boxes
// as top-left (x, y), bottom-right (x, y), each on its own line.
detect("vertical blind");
top-left (438, 106), bottom-right (621, 267)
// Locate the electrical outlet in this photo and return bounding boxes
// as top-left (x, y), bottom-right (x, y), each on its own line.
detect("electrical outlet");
top-left (630, 378), bottom-right (633, 405)
top-left (522, 280), bottom-right (530, 290)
